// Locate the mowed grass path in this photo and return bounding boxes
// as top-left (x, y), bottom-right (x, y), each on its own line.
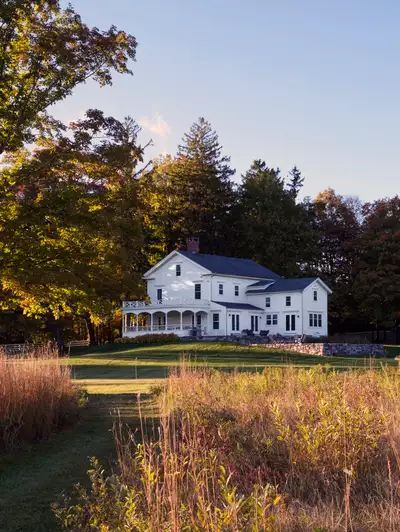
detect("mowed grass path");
top-left (0, 342), bottom-right (398, 531)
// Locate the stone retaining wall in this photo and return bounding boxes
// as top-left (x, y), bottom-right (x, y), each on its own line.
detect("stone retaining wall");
top-left (254, 342), bottom-right (385, 357)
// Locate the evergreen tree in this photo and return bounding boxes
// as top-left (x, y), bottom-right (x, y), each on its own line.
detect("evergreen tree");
top-left (237, 160), bottom-right (317, 276)
top-left (140, 117), bottom-right (237, 261)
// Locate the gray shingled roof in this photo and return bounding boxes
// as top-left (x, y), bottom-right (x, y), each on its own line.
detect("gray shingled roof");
top-left (247, 277), bottom-right (318, 294)
top-left (179, 251), bottom-right (280, 279)
top-left (212, 301), bottom-right (264, 310)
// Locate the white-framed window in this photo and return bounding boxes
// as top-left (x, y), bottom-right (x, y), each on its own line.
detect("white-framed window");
top-left (286, 296), bottom-right (291, 307)
top-left (266, 314), bottom-right (278, 326)
top-left (309, 313), bottom-right (322, 327)
top-left (176, 264), bottom-right (181, 277)
top-left (231, 313), bottom-right (240, 331)
top-left (213, 313), bottom-right (220, 330)
top-left (194, 283), bottom-right (201, 300)
top-left (218, 283), bottom-right (224, 295)
top-left (286, 314), bottom-right (296, 331)
top-left (265, 297), bottom-right (271, 308)
top-left (234, 285), bottom-right (239, 296)
top-left (313, 290), bottom-right (317, 301)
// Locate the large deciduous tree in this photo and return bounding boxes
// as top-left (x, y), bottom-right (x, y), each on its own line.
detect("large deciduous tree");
top-left (140, 117), bottom-right (237, 262)
top-left (354, 197), bottom-right (400, 340)
top-left (0, 0), bottom-right (136, 154)
top-left (310, 188), bottom-right (362, 330)
top-left (0, 110), bottom-right (146, 343)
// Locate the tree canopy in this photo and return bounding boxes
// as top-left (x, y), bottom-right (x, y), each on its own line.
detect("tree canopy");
top-left (0, 0), bottom-right (136, 153)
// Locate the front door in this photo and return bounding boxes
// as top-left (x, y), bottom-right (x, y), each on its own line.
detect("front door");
top-left (251, 315), bottom-right (259, 333)
top-left (231, 313), bottom-right (240, 332)
top-left (285, 314), bottom-right (296, 332)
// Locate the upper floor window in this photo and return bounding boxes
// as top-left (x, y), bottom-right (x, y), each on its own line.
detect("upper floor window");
top-left (265, 297), bottom-right (271, 308)
top-left (313, 290), bottom-right (317, 301)
top-left (286, 296), bottom-right (291, 307)
top-left (218, 283), bottom-right (224, 295)
top-left (194, 283), bottom-right (201, 300)
top-left (176, 264), bottom-right (181, 277)
top-left (157, 288), bottom-right (163, 302)
top-left (234, 285), bottom-right (239, 296)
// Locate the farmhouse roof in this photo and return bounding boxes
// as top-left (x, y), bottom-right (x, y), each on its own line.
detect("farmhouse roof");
top-left (212, 301), bottom-right (265, 310)
top-left (247, 277), bottom-right (319, 294)
top-left (179, 251), bottom-right (281, 279)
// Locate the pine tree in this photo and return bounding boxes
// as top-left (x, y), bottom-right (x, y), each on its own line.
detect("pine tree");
top-left (141, 118), bottom-right (237, 260)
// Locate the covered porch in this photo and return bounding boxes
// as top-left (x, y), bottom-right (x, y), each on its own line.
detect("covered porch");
top-left (122, 309), bottom-right (209, 338)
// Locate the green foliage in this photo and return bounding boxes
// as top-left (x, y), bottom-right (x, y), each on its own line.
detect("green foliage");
top-left (0, 110), bottom-right (146, 328)
top-left (0, 0), bottom-right (136, 153)
top-left (354, 197), bottom-right (400, 328)
top-left (237, 160), bottom-right (317, 276)
top-left (114, 333), bottom-right (179, 345)
top-left (140, 117), bottom-right (237, 262)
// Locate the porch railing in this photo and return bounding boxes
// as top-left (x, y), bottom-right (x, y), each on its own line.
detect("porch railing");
top-left (123, 298), bottom-right (210, 310)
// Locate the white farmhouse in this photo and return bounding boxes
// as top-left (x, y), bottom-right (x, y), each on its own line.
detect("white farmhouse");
top-left (122, 240), bottom-right (332, 339)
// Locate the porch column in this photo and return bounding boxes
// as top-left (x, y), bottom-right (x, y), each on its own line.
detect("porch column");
top-left (165, 312), bottom-right (168, 331)
top-left (180, 311), bottom-right (183, 331)
top-left (122, 313), bottom-right (126, 335)
top-left (150, 313), bottom-right (153, 332)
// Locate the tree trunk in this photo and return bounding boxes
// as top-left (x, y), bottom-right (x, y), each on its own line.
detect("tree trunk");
top-left (84, 314), bottom-right (97, 345)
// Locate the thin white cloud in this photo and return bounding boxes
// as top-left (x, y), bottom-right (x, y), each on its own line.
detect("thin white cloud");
top-left (139, 113), bottom-right (171, 138)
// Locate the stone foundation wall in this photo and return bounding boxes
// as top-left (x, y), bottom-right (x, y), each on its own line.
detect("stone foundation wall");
top-left (255, 342), bottom-right (385, 357)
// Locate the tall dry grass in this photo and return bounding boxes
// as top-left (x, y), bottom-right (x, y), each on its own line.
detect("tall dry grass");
top-left (0, 345), bottom-right (82, 449)
top-left (56, 367), bottom-right (400, 531)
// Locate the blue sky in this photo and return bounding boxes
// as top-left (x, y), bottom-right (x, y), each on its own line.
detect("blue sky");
top-left (54, 1), bottom-right (400, 200)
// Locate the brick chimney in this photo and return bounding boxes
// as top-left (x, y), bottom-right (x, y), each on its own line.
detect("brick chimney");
top-left (186, 236), bottom-right (200, 253)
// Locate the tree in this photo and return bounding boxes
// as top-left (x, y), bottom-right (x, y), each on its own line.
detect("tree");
top-left (237, 160), bottom-right (317, 276)
top-left (140, 117), bottom-right (237, 261)
top-left (0, 0), bottom-right (136, 154)
top-left (354, 197), bottom-right (400, 340)
top-left (310, 189), bottom-right (362, 330)
top-left (0, 110), bottom-right (146, 344)
top-left (286, 166), bottom-right (304, 199)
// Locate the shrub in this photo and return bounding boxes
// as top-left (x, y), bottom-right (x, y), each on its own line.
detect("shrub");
top-left (56, 367), bottom-right (400, 531)
top-left (0, 346), bottom-right (83, 450)
top-left (114, 333), bottom-right (179, 345)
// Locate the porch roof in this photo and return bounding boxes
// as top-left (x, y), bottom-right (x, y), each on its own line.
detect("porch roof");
top-left (212, 301), bottom-right (264, 311)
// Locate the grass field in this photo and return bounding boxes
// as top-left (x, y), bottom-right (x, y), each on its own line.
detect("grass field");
top-left (0, 342), bottom-right (398, 531)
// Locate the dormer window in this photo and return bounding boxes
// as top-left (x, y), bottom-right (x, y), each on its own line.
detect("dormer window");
top-left (313, 290), bottom-right (317, 301)
top-left (286, 296), bottom-right (291, 307)
top-left (218, 283), bottom-right (223, 295)
top-left (176, 264), bottom-right (181, 277)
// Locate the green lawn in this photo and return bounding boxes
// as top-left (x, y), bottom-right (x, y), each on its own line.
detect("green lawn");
top-left (0, 342), bottom-right (398, 531)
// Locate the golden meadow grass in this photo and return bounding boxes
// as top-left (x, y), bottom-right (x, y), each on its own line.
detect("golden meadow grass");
top-left (56, 367), bottom-right (400, 531)
top-left (0, 346), bottom-right (82, 450)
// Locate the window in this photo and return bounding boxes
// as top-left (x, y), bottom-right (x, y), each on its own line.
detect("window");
top-left (176, 264), bottom-right (181, 277)
top-left (286, 296), bottom-right (291, 307)
top-left (265, 297), bottom-right (271, 308)
top-left (313, 290), bottom-right (317, 301)
top-left (234, 285), bottom-right (239, 296)
top-left (194, 283), bottom-right (201, 300)
top-left (231, 314), bottom-right (240, 331)
top-left (251, 315), bottom-right (259, 332)
top-left (218, 283), bottom-right (224, 295)
top-left (157, 288), bottom-right (162, 302)
top-left (286, 314), bottom-right (296, 331)
top-left (213, 313), bottom-right (219, 330)
top-left (309, 313), bottom-right (322, 327)
top-left (266, 314), bottom-right (278, 326)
